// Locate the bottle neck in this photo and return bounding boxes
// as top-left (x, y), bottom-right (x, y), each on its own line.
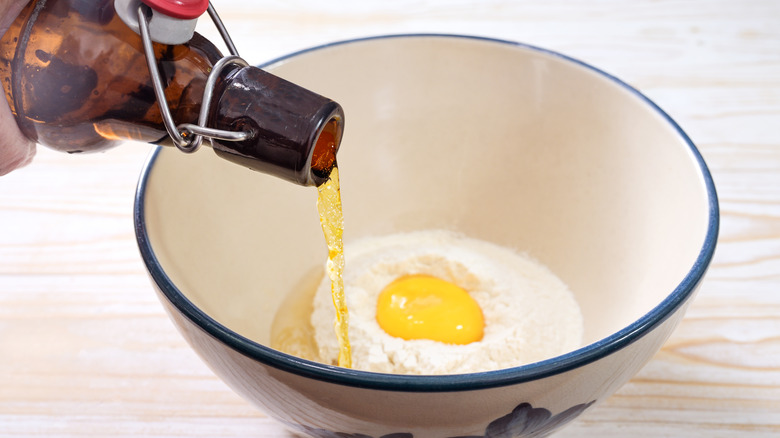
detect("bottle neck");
top-left (210, 65), bottom-right (344, 186)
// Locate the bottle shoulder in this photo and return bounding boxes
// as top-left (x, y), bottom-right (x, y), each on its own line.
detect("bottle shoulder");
top-left (0, 0), bottom-right (222, 151)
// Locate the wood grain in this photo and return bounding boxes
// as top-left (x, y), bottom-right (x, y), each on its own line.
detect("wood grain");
top-left (2, 0), bottom-right (779, 436)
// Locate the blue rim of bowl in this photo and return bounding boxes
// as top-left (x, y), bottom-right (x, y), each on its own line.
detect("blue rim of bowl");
top-left (134, 33), bottom-right (719, 392)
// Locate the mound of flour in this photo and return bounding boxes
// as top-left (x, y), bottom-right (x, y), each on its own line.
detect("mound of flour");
top-left (311, 230), bottom-right (583, 375)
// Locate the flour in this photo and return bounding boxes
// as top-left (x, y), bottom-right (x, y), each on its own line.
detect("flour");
top-left (310, 230), bottom-right (584, 375)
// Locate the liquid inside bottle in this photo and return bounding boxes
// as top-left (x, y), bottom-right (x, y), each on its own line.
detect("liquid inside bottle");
top-left (0, 0), bottom-right (344, 186)
top-left (0, 0), bottom-right (219, 153)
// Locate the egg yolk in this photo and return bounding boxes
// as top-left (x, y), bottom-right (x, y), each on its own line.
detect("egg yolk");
top-left (376, 274), bottom-right (484, 345)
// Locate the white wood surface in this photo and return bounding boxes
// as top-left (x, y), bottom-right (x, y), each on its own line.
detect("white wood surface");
top-left (1, 0), bottom-right (779, 436)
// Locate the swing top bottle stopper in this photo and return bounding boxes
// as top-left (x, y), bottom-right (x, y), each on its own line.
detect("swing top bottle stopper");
top-left (0, 0), bottom-right (344, 186)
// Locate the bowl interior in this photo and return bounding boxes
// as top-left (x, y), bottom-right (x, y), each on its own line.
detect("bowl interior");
top-left (141, 35), bottom-right (712, 361)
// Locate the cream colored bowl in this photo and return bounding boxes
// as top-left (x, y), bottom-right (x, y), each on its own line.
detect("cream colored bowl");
top-left (135, 35), bottom-right (718, 437)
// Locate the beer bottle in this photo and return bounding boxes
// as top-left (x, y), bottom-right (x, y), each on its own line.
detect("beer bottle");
top-left (0, 0), bottom-right (343, 185)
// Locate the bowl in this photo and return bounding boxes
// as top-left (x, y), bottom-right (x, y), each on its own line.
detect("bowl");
top-left (134, 34), bottom-right (718, 437)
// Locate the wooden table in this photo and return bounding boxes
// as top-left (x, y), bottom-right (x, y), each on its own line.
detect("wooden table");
top-left (1, 0), bottom-right (778, 436)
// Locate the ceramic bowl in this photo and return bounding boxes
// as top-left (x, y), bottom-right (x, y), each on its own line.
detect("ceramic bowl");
top-left (134, 35), bottom-right (718, 437)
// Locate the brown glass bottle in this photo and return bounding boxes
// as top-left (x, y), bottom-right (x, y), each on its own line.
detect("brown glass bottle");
top-left (0, 0), bottom-right (343, 186)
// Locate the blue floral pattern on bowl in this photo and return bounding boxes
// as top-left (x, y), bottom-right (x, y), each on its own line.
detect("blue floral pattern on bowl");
top-left (291, 400), bottom-right (596, 438)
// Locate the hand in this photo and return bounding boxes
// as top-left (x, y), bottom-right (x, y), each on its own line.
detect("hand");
top-left (0, 0), bottom-right (35, 176)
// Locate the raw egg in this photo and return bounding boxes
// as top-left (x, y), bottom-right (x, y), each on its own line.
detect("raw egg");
top-left (376, 274), bottom-right (484, 345)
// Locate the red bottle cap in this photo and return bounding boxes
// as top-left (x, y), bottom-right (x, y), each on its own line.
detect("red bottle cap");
top-left (141, 0), bottom-right (209, 20)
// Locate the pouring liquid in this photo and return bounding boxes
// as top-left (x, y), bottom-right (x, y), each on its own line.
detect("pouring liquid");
top-left (316, 166), bottom-right (352, 368)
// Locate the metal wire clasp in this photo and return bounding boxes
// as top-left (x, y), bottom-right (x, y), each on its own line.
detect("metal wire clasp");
top-left (137, 2), bottom-right (252, 153)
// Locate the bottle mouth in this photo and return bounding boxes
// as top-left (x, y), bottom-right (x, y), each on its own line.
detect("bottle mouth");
top-left (310, 114), bottom-right (344, 186)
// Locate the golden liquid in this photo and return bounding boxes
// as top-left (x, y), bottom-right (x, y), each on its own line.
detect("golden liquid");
top-left (269, 266), bottom-right (321, 362)
top-left (316, 166), bottom-right (352, 368)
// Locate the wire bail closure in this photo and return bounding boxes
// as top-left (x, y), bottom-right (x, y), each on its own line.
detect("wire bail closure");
top-left (136, 2), bottom-right (252, 153)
